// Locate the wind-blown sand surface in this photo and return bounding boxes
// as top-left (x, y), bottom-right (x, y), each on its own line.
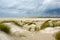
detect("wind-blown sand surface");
top-left (0, 30), bottom-right (55, 40)
top-left (0, 18), bottom-right (60, 40)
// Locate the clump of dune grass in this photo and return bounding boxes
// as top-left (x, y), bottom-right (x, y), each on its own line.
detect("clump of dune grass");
top-left (23, 21), bottom-right (36, 25)
top-left (40, 20), bottom-right (51, 30)
top-left (40, 20), bottom-right (60, 30)
top-left (0, 20), bottom-right (23, 27)
top-left (28, 22), bottom-right (36, 25)
top-left (23, 21), bottom-right (30, 25)
top-left (52, 20), bottom-right (60, 27)
top-left (0, 23), bottom-right (10, 34)
top-left (28, 27), bottom-right (40, 31)
top-left (54, 31), bottom-right (60, 40)
top-left (34, 27), bottom-right (40, 31)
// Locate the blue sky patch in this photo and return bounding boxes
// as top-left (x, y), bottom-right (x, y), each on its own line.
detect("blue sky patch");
top-left (0, 0), bottom-right (60, 18)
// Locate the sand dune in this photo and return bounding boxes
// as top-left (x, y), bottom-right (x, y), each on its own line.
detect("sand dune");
top-left (0, 18), bottom-right (60, 40)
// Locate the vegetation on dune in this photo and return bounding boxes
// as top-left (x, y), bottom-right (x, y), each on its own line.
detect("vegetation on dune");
top-left (28, 27), bottom-right (40, 31)
top-left (26, 20), bottom-right (60, 31)
top-left (0, 20), bottom-right (24, 34)
top-left (52, 20), bottom-right (60, 27)
top-left (54, 31), bottom-right (60, 40)
top-left (0, 20), bottom-right (60, 33)
top-left (0, 20), bottom-right (23, 27)
top-left (23, 21), bottom-right (36, 25)
top-left (40, 20), bottom-right (60, 30)
top-left (0, 23), bottom-right (10, 34)
top-left (28, 22), bottom-right (36, 25)
top-left (34, 27), bottom-right (40, 31)
top-left (40, 20), bottom-right (51, 30)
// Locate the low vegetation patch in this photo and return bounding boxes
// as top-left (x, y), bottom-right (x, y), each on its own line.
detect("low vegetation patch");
top-left (0, 20), bottom-right (23, 27)
top-left (52, 20), bottom-right (60, 27)
top-left (54, 31), bottom-right (60, 40)
top-left (34, 27), bottom-right (40, 31)
top-left (23, 21), bottom-right (36, 25)
top-left (0, 23), bottom-right (10, 34)
top-left (40, 20), bottom-right (51, 30)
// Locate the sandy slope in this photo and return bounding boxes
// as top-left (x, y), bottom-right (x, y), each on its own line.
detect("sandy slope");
top-left (0, 18), bottom-right (60, 40)
top-left (0, 31), bottom-right (55, 40)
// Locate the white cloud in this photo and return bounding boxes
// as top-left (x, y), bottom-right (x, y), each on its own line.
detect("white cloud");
top-left (38, 0), bottom-right (60, 12)
top-left (0, 0), bottom-right (60, 17)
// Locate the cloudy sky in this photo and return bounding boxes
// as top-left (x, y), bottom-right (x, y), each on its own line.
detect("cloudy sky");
top-left (0, 0), bottom-right (60, 18)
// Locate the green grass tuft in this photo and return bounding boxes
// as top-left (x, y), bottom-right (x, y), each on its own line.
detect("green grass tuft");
top-left (54, 31), bottom-right (60, 40)
top-left (52, 20), bottom-right (60, 27)
top-left (0, 20), bottom-right (23, 27)
top-left (34, 27), bottom-right (40, 31)
top-left (40, 20), bottom-right (51, 30)
top-left (0, 23), bottom-right (10, 34)
top-left (23, 21), bottom-right (36, 25)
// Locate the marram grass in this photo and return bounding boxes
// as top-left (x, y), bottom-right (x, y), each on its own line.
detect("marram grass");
top-left (40, 20), bottom-right (51, 30)
top-left (54, 31), bottom-right (60, 40)
top-left (40, 20), bottom-right (60, 30)
top-left (34, 27), bottom-right (40, 31)
top-left (52, 20), bottom-right (60, 27)
top-left (23, 21), bottom-right (36, 25)
top-left (28, 27), bottom-right (40, 31)
top-left (0, 23), bottom-right (10, 34)
top-left (0, 20), bottom-right (23, 27)
top-left (0, 20), bottom-right (60, 33)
